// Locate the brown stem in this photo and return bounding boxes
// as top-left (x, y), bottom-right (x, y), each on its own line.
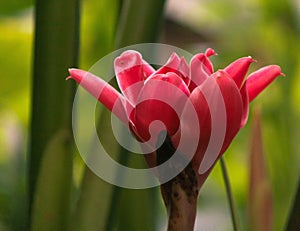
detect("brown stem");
top-left (156, 132), bottom-right (199, 231)
top-left (160, 163), bottom-right (199, 231)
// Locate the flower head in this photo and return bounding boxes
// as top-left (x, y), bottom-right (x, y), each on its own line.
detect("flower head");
top-left (68, 48), bottom-right (283, 188)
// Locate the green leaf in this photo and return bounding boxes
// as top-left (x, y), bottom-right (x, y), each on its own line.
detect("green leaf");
top-left (69, 168), bottom-right (114, 231)
top-left (29, 0), bottom-right (79, 229)
top-left (31, 130), bottom-right (73, 231)
top-left (70, 107), bottom-right (118, 231)
top-left (114, 188), bottom-right (157, 231)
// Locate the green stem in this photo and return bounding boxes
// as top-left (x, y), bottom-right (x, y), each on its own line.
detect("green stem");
top-left (220, 157), bottom-right (241, 231)
top-left (115, 0), bottom-right (166, 48)
top-left (29, 0), bottom-right (79, 228)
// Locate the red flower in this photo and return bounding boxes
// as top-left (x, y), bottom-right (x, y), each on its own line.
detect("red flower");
top-left (68, 49), bottom-right (283, 188)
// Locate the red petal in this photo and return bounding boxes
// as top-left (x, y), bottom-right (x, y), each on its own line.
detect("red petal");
top-left (142, 60), bottom-right (155, 78)
top-left (189, 49), bottom-right (216, 92)
top-left (224, 56), bottom-right (256, 89)
top-left (114, 50), bottom-right (154, 105)
top-left (189, 71), bottom-right (243, 176)
top-left (205, 48), bottom-right (217, 57)
top-left (146, 72), bottom-right (190, 96)
top-left (133, 100), bottom-right (179, 144)
top-left (155, 53), bottom-right (190, 84)
top-left (133, 73), bottom-right (189, 143)
top-left (179, 57), bottom-right (190, 86)
top-left (246, 65), bottom-right (284, 102)
top-left (155, 52), bottom-right (179, 74)
top-left (239, 83), bottom-right (249, 128)
top-left (68, 68), bottom-right (129, 123)
top-left (187, 86), bottom-right (211, 170)
top-left (215, 71), bottom-right (243, 155)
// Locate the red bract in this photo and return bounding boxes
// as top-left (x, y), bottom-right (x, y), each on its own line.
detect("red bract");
top-left (68, 49), bottom-right (283, 188)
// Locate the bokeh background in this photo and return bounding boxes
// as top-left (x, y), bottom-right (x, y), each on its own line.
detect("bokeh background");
top-left (0, 0), bottom-right (299, 230)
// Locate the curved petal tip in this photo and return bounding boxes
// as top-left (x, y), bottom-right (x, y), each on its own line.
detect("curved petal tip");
top-left (67, 68), bottom-right (86, 83)
top-left (247, 65), bottom-right (284, 102)
top-left (114, 50), bottom-right (143, 74)
top-left (205, 48), bottom-right (217, 57)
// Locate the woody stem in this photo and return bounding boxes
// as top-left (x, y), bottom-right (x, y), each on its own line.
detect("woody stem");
top-left (160, 164), bottom-right (199, 231)
top-left (156, 131), bottom-right (199, 231)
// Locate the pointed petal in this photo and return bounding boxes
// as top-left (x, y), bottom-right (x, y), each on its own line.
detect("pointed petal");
top-left (224, 56), bottom-right (256, 89)
top-left (155, 53), bottom-right (190, 84)
top-left (179, 57), bottom-right (190, 86)
top-left (246, 65), bottom-right (284, 102)
top-left (189, 49), bottom-right (216, 92)
top-left (205, 48), bottom-right (217, 57)
top-left (155, 52), bottom-right (180, 74)
top-left (189, 54), bottom-right (211, 91)
top-left (142, 60), bottom-right (155, 78)
top-left (114, 50), bottom-right (154, 105)
top-left (68, 68), bottom-right (129, 123)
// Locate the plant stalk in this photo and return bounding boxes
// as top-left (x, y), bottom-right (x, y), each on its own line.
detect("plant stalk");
top-left (160, 166), bottom-right (198, 231)
top-left (157, 132), bottom-right (199, 231)
top-left (29, 0), bottom-right (79, 229)
top-left (220, 156), bottom-right (241, 231)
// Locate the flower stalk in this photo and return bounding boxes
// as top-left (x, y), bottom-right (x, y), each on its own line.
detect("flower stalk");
top-left (156, 133), bottom-right (198, 231)
top-left (160, 165), bottom-right (198, 231)
top-left (220, 157), bottom-right (241, 231)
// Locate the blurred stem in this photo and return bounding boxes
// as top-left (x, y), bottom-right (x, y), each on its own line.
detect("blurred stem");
top-left (29, 0), bottom-right (79, 228)
top-left (286, 176), bottom-right (300, 231)
top-left (220, 157), bottom-right (241, 231)
top-left (115, 0), bottom-right (166, 48)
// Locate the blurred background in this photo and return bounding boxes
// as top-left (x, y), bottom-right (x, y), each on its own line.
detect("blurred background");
top-left (0, 0), bottom-right (299, 230)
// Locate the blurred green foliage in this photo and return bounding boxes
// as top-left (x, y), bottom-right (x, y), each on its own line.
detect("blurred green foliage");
top-left (0, 0), bottom-right (32, 15)
top-left (0, 8), bottom-right (32, 231)
top-left (0, 0), bottom-right (299, 230)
